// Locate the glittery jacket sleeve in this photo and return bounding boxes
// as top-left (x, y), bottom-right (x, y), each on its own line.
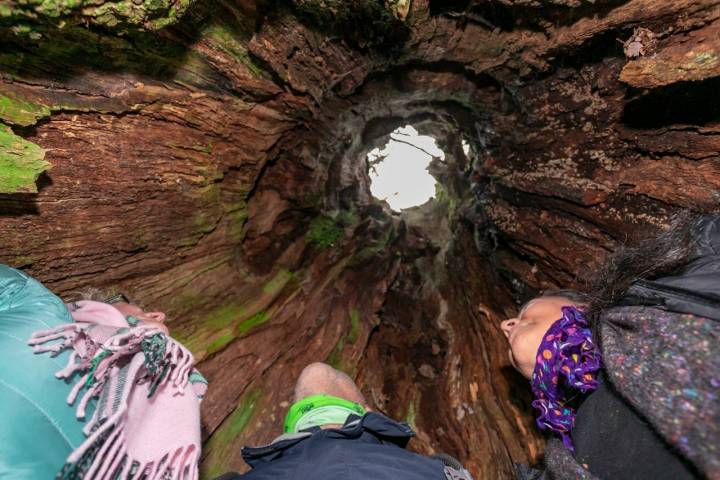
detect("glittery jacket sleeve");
top-left (543, 215), bottom-right (720, 480)
top-left (600, 216), bottom-right (720, 478)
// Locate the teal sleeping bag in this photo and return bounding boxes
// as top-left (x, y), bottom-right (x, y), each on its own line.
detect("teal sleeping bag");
top-left (0, 265), bottom-right (89, 479)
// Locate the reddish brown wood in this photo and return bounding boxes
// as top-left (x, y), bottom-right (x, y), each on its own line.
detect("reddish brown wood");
top-left (1, 0), bottom-right (720, 477)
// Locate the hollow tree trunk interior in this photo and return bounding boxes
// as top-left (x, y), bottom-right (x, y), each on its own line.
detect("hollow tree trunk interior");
top-left (1, 0), bottom-right (719, 477)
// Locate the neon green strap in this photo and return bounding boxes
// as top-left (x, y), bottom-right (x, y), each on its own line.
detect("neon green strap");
top-left (283, 393), bottom-right (366, 433)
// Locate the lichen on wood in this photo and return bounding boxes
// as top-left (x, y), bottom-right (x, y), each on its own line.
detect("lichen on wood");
top-left (620, 21), bottom-right (720, 88)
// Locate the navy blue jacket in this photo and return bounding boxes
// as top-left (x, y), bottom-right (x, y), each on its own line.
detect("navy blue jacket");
top-left (222, 412), bottom-right (455, 479)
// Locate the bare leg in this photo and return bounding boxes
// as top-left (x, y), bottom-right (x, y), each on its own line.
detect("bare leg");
top-left (293, 362), bottom-right (368, 408)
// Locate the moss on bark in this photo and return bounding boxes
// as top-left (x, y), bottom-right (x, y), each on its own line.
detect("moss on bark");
top-left (201, 389), bottom-right (262, 478)
top-left (0, 93), bottom-right (51, 127)
top-left (0, 0), bottom-right (195, 32)
top-left (0, 123), bottom-right (49, 193)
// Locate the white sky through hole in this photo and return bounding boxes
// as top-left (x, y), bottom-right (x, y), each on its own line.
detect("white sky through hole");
top-left (367, 125), bottom-right (445, 211)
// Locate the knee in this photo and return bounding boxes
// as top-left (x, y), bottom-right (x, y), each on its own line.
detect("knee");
top-left (297, 362), bottom-right (335, 383)
top-left (293, 362), bottom-right (367, 405)
top-left (294, 362), bottom-right (339, 401)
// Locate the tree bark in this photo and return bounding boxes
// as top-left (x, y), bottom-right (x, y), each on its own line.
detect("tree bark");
top-left (1, 0), bottom-right (719, 477)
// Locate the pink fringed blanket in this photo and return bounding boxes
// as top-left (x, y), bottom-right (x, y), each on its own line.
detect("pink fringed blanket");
top-left (28, 300), bottom-right (207, 480)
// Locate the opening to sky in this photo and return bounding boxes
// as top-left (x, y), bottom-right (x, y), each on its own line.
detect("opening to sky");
top-left (367, 125), bottom-right (445, 212)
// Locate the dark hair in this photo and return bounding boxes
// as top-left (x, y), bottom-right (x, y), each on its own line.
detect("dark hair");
top-left (539, 289), bottom-right (590, 305)
top-left (583, 211), bottom-right (697, 331)
top-left (520, 212), bottom-right (698, 339)
top-left (520, 211), bottom-right (698, 343)
top-left (517, 289), bottom-right (589, 314)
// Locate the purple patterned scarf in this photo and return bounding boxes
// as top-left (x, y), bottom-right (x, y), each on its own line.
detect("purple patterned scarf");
top-left (531, 306), bottom-right (602, 451)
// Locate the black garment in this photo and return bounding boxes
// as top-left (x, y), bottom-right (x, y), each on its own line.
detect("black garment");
top-left (621, 214), bottom-right (720, 322)
top-left (222, 412), bottom-right (459, 479)
top-left (572, 378), bottom-right (697, 480)
top-left (523, 215), bottom-right (720, 480)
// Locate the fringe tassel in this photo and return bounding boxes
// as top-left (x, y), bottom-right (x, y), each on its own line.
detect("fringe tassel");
top-left (99, 434), bottom-right (126, 480)
top-left (85, 424), bottom-right (123, 479)
top-left (155, 447), bottom-right (184, 480)
top-left (28, 323), bottom-right (79, 344)
top-left (168, 341), bottom-right (194, 392)
top-left (31, 321), bottom-right (200, 480)
top-left (55, 351), bottom-right (82, 379)
top-left (117, 455), bottom-right (133, 479)
top-left (67, 373), bottom-right (90, 406)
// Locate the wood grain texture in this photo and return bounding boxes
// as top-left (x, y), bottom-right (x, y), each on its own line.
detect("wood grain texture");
top-left (1, 0), bottom-right (720, 477)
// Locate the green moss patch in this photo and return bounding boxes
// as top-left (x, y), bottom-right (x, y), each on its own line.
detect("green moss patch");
top-left (404, 395), bottom-right (419, 430)
top-left (0, 94), bottom-right (51, 127)
top-left (175, 286), bottom-right (282, 356)
top-left (307, 215), bottom-right (344, 249)
top-left (262, 269), bottom-right (293, 295)
top-left (434, 182), bottom-right (458, 222)
top-left (0, 124), bottom-right (49, 193)
top-left (172, 303), bottom-right (244, 352)
top-left (2, 0), bottom-right (195, 32)
top-left (206, 330), bottom-right (236, 354)
top-left (227, 206), bottom-right (248, 242)
top-left (172, 267), bottom-right (296, 358)
top-left (326, 336), bottom-right (346, 371)
top-left (12, 255), bottom-right (33, 267)
top-left (326, 307), bottom-right (362, 371)
top-left (205, 304), bottom-right (247, 330)
top-left (203, 22), bottom-right (266, 78)
top-left (236, 309), bottom-right (270, 335)
top-left (348, 307), bottom-right (360, 344)
top-left (335, 206), bottom-right (358, 226)
top-left (201, 389), bottom-right (261, 478)
top-left (193, 211), bottom-right (217, 234)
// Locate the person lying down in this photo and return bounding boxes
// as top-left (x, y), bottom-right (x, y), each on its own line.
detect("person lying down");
top-left (0, 265), bottom-right (207, 480)
top-left (502, 214), bottom-right (720, 480)
top-left (216, 361), bottom-right (475, 480)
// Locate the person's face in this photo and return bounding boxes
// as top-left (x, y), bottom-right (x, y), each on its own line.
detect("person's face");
top-left (500, 297), bottom-right (577, 379)
top-left (112, 301), bottom-right (168, 334)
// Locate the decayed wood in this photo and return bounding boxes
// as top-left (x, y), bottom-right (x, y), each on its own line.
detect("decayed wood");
top-left (1, 0), bottom-right (720, 477)
top-left (620, 19), bottom-right (720, 88)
